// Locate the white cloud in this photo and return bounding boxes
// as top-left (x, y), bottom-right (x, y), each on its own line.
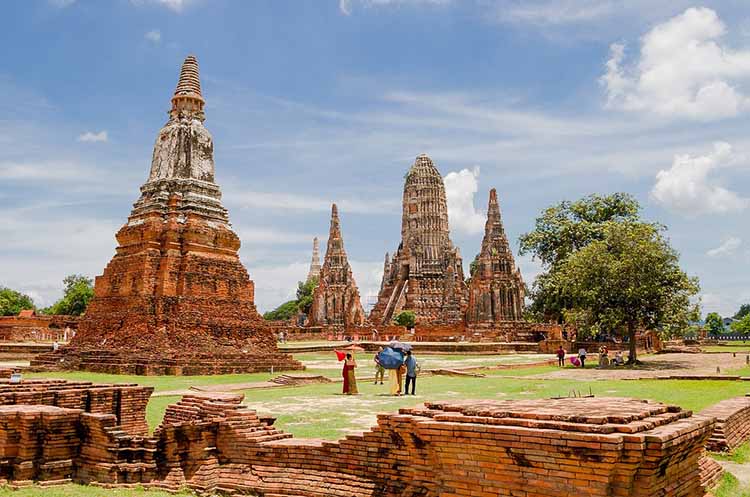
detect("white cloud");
top-left (77, 130), bottom-right (108, 143)
top-left (499, 0), bottom-right (616, 26)
top-left (707, 237), bottom-right (742, 258)
top-left (248, 262), bottom-right (309, 313)
top-left (338, 0), bottom-right (448, 15)
top-left (145, 30), bottom-right (161, 43)
top-left (224, 189), bottom-right (398, 215)
top-left (651, 142), bottom-right (749, 215)
top-left (601, 7), bottom-right (750, 120)
top-left (444, 166), bottom-right (485, 235)
top-left (49, 0), bottom-right (76, 7)
top-left (235, 226), bottom-right (315, 245)
top-left (130, 0), bottom-right (192, 13)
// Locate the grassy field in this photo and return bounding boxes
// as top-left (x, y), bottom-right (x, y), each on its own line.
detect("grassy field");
top-left (714, 473), bottom-right (750, 497)
top-left (703, 342), bottom-right (750, 353)
top-left (25, 352), bottom-right (552, 392)
top-left (0, 485), bottom-right (193, 497)
top-left (24, 353), bottom-right (750, 443)
top-left (236, 371), bottom-right (750, 439)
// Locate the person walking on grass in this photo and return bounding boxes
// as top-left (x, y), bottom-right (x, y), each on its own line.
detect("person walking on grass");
top-left (556, 345), bottom-right (565, 367)
top-left (374, 347), bottom-right (385, 385)
top-left (342, 353), bottom-right (358, 395)
top-left (404, 350), bottom-right (419, 395)
top-left (578, 347), bottom-right (587, 368)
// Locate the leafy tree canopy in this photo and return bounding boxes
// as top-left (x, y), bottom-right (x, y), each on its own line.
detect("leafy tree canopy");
top-left (0, 287), bottom-right (35, 316)
top-left (394, 310), bottom-right (416, 328)
top-left (735, 304), bottom-right (750, 320)
top-left (263, 277), bottom-right (319, 321)
top-left (555, 223), bottom-right (699, 363)
top-left (43, 274), bottom-right (94, 316)
top-left (731, 314), bottom-right (750, 335)
top-left (704, 312), bottom-right (724, 336)
top-left (519, 193), bottom-right (657, 324)
top-left (263, 300), bottom-right (299, 321)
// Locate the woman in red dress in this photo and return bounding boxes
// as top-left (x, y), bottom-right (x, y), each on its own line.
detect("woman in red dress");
top-left (342, 353), bottom-right (358, 395)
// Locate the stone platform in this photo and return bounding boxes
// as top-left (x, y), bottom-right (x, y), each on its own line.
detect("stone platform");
top-left (0, 390), bottom-right (720, 497)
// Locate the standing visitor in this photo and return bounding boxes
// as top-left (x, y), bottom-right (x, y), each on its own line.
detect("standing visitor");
top-left (396, 361), bottom-right (406, 395)
top-left (374, 347), bottom-right (385, 385)
top-left (556, 346), bottom-right (565, 367)
top-left (388, 368), bottom-right (400, 395)
top-left (404, 351), bottom-right (419, 395)
top-left (342, 353), bottom-right (358, 395)
top-left (578, 347), bottom-right (587, 368)
top-left (598, 345), bottom-right (609, 367)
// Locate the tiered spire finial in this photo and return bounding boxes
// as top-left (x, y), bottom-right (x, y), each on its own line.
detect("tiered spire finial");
top-left (307, 237), bottom-right (322, 283)
top-left (170, 54), bottom-right (205, 120)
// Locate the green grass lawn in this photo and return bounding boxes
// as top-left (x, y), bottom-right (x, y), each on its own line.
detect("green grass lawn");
top-left (713, 442), bottom-right (750, 464)
top-left (713, 473), bottom-right (750, 497)
top-left (0, 484), bottom-right (193, 497)
top-left (234, 371), bottom-right (750, 440)
top-left (703, 342), bottom-right (750, 353)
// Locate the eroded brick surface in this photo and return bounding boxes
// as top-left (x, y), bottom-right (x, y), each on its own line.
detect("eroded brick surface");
top-left (31, 55), bottom-right (301, 376)
top-left (308, 204), bottom-right (366, 328)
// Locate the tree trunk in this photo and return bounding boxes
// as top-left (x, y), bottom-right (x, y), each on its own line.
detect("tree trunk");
top-left (627, 321), bottom-right (637, 364)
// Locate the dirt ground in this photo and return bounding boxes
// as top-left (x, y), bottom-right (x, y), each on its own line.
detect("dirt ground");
top-left (532, 352), bottom-right (749, 380)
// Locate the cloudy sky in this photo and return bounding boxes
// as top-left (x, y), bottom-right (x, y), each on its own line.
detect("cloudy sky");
top-left (1, 0), bottom-right (748, 317)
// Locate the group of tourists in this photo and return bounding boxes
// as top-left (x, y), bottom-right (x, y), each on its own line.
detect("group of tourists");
top-left (555, 344), bottom-right (627, 368)
top-left (341, 345), bottom-right (419, 396)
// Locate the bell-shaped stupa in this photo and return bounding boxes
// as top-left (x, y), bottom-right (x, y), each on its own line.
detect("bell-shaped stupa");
top-left (32, 55), bottom-right (302, 375)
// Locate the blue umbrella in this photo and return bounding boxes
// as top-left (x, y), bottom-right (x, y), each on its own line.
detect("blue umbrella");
top-left (377, 347), bottom-right (405, 369)
top-left (389, 341), bottom-right (412, 352)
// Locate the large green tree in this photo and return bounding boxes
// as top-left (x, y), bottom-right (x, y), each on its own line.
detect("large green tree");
top-left (263, 277), bottom-right (318, 321)
top-left (0, 287), bottom-right (35, 316)
top-left (735, 304), bottom-right (750, 321)
top-left (519, 193), bottom-right (648, 323)
top-left (704, 312), bottom-right (724, 336)
top-left (555, 223), bottom-right (699, 363)
top-left (43, 275), bottom-right (94, 316)
top-left (731, 314), bottom-right (750, 335)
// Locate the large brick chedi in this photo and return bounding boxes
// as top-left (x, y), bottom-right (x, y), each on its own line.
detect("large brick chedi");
top-left (33, 55), bottom-right (301, 375)
top-left (370, 154), bottom-right (468, 325)
top-left (466, 188), bottom-right (525, 324)
top-left (308, 204), bottom-right (366, 327)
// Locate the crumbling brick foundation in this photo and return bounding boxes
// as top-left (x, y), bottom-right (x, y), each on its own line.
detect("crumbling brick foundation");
top-left (699, 396), bottom-right (750, 452)
top-left (0, 386), bottom-right (722, 497)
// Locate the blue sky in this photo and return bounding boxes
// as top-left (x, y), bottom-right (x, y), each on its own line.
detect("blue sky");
top-left (1, 0), bottom-right (748, 316)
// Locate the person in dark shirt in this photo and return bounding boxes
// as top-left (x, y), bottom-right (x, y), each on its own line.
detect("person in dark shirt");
top-left (404, 351), bottom-right (419, 395)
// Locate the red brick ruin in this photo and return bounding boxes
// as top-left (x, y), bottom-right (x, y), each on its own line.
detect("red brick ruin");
top-left (0, 380), bottom-right (726, 497)
top-left (466, 188), bottom-right (525, 324)
top-left (32, 55), bottom-right (301, 375)
top-left (306, 236), bottom-right (322, 283)
top-left (370, 154), bottom-right (469, 326)
top-left (308, 204), bottom-right (366, 327)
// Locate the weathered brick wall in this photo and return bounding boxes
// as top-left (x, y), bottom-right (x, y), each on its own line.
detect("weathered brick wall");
top-left (0, 391), bottom-right (724, 496)
top-left (0, 315), bottom-right (78, 342)
top-left (0, 379), bottom-right (152, 436)
top-left (699, 396), bottom-right (750, 452)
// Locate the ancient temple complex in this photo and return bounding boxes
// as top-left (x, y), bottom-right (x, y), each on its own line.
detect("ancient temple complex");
top-left (466, 188), bottom-right (525, 324)
top-left (308, 205), bottom-right (366, 327)
top-left (306, 237), bottom-right (321, 283)
top-left (32, 55), bottom-right (301, 375)
top-left (370, 154), bottom-right (468, 325)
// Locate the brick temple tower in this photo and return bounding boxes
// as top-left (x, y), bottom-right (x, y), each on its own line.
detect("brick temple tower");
top-left (306, 237), bottom-right (322, 283)
top-left (308, 204), bottom-right (366, 327)
top-left (370, 154), bottom-right (468, 325)
top-left (34, 55), bottom-right (301, 375)
top-left (466, 188), bottom-right (525, 324)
